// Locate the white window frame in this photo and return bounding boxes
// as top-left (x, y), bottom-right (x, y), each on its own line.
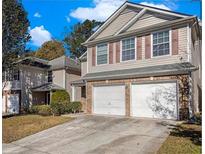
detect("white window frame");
top-left (151, 29), bottom-right (172, 58)
top-left (120, 37), bottom-right (136, 62)
top-left (96, 43), bottom-right (109, 66)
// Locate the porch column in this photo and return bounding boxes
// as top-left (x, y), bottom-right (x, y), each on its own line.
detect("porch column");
top-left (71, 86), bottom-right (75, 101)
top-left (50, 91), bottom-right (52, 104)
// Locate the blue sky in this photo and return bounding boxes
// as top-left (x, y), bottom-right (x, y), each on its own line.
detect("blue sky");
top-left (22, 0), bottom-right (201, 52)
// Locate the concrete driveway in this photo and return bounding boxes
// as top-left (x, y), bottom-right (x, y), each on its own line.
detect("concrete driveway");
top-left (3, 115), bottom-right (175, 154)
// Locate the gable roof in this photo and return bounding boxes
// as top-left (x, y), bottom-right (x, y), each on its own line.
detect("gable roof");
top-left (31, 82), bottom-right (65, 91)
top-left (15, 57), bottom-right (50, 69)
top-left (84, 1), bottom-right (192, 44)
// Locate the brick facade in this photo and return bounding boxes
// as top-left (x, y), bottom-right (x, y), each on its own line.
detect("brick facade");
top-left (86, 75), bottom-right (190, 120)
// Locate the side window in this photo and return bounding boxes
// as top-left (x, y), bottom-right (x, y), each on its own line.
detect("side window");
top-left (97, 44), bottom-right (108, 65)
top-left (48, 71), bottom-right (53, 82)
top-left (152, 30), bottom-right (170, 57)
top-left (3, 69), bottom-right (20, 81)
top-left (13, 70), bottom-right (20, 81)
top-left (121, 37), bottom-right (135, 61)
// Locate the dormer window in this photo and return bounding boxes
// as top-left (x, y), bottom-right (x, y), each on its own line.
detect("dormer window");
top-left (121, 37), bottom-right (135, 61)
top-left (152, 30), bottom-right (170, 57)
top-left (97, 44), bottom-right (108, 65)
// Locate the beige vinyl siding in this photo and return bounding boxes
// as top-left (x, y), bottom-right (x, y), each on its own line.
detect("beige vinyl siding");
top-left (66, 72), bottom-right (81, 101)
top-left (190, 26), bottom-right (202, 112)
top-left (87, 26), bottom-right (188, 73)
top-left (95, 9), bottom-right (138, 39)
top-left (52, 69), bottom-right (65, 88)
top-left (126, 14), bottom-right (168, 32)
top-left (87, 47), bottom-right (92, 73)
top-left (20, 65), bottom-right (47, 106)
top-left (178, 26), bottom-right (188, 54)
top-left (81, 62), bottom-right (87, 77)
top-left (89, 54), bottom-right (188, 73)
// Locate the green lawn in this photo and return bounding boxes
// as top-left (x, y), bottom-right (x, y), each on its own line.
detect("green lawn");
top-left (3, 115), bottom-right (73, 143)
top-left (157, 123), bottom-right (202, 154)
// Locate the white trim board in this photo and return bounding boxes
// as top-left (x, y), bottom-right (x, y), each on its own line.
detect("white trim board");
top-left (115, 8), bottom-right (147, 36)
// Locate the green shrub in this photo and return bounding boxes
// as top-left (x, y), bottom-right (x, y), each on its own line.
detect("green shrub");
top-left (190, 112), bottom-right (201, 125)
top-left (194, 112), bottom-right (201, 125)
top-left (29, 105), bottom-right (52, 116)
top-left (38, 105), bottom-right (52, 116)
top-left (29, 105), bottom-right (40, 114)
top-left (50, 90), bottom-right (70, 116)
top-left (66, 101), bottom-right (82, 113)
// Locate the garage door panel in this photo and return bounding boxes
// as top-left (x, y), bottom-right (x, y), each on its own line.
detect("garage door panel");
top-left (93, 85), bottom-right (125, 116)
top-left (7, 94), bottom-right (19, 114)
top-left (131, 82), bottom-right (177, 119)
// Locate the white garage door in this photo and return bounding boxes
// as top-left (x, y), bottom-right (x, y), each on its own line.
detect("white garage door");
top-left (93, 85), bottom-right (125, 115)
top-left (131, 82), bottom-right (178, 119)
top-left (7, 94), bottom-right (19, 114)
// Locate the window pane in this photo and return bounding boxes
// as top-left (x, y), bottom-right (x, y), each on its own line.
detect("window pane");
top-left (153, 39), bottom-right (157, 44)
top-left (152, 30), bottom-right (170, 57)
top-left (97, 44), bottom-right (107, 65)
top-left (153, 34), bottom-right (157, 39)
top-left (122, 38), bottom-right (135, 61)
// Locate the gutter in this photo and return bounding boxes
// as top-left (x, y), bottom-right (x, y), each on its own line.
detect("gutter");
top-left (82, 66), bottom-right (198, 81)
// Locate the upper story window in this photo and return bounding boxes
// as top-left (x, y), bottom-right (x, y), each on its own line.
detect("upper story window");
top-left (3, 69), bottom-right (20, 82)
top-left (48, 71), bottom-right (53, 82)
top-left (97, 44), bottom-right (108, 65)
top-left (121, 37), bottom-right (135, 61)
top-left (152, 30), bottom-right (170, 57)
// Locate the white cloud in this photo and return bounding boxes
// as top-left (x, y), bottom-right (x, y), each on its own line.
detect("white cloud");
top-left (34, 12), bottom-right (42, 18)
top-left (29, 26), bottom-right (52, 47)
top-left (66, 16), bottom-right (71, 22)
top-left (140, 2), bottom-right (171, 10)
top-left (70, 0), bottom-right (125, 21)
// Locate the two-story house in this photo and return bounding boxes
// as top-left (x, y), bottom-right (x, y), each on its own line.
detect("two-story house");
top-left (71, 2), bottom-right (201, 120)
top-left (2, 56), bottom-right (81, 114)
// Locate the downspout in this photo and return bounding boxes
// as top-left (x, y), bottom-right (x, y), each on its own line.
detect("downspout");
top-left (187, 20), bottom-right (197, 118)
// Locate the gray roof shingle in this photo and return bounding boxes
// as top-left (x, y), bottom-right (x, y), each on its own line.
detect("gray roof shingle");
top-left (31, 83), bottom-right (65, 91)
top-left (82, 62), bottom-right (198, 81)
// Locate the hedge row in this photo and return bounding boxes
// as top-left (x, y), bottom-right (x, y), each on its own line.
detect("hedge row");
top-left (30, 90), bottom-right (82, 116)
top-left (29, 102), bottom-right (82, 116)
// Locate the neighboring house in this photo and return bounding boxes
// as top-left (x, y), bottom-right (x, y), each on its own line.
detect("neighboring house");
top-left (71, 2), bottom-right (202, 120)
top-left (2, 56), bottom-right (81, 114)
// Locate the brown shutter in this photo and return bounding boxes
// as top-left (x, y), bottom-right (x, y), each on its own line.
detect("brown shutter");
top-left (145, 35), bottom-right (151, 59)
top-left (116, 41), bottom-right (120, 63)
top-left (137, 37), bottom-right (142, 60)
top-left (92, 47), bottom-right (96, 66)
top-left (172, 29), bottom-right (178, 55)
top-left (109, 43), bottom-right (113, 64)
